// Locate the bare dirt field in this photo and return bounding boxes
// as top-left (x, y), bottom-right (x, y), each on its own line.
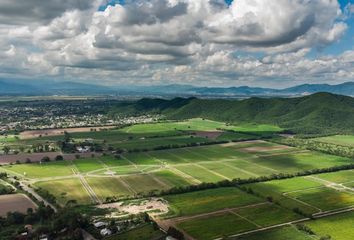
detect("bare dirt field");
top-left (98, 198), bottom-right (169, 217)
top-left (0, 152), bottom-right (102, 164)
top-left (0, 194), bottom-right (37, 216)
top-left (194, 131), bottom-right (223, 139)
top-left (20, 126), bottom-right (116, 139)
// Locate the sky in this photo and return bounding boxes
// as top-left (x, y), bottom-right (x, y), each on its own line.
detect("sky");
top-left (0, 0), bottom-right (353, 88)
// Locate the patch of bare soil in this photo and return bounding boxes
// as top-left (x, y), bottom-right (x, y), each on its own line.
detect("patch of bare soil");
top-left (0, 194), bottom-right (37, 216)
top-left (20, 126), bottom-right (116, 139)
top-left (98, 198), bottom-right (169, 216)
top-left (194, 131), bottom-right (223, 140)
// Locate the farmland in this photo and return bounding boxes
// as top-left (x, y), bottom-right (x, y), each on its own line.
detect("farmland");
top-left (1, 139), bottom-right (352, 207)
top-left (313, 135), bottom-right (354, 147)
top-left (0, 194), bottom-right (37, 216)
top-left (1, 118), bottom-right (354, 239)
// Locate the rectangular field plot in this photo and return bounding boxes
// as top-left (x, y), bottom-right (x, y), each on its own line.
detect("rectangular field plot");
top-left (233, 203), bottom-right (301, 227)
top-left (178, 213), bottom-right (256, 240)
top-left (287, 187), bottom-right (354, 211)
top-left (306, 211), bottom-right (354, 240)
top-left (152, 170), bottom-right (192, 187)
top-left (35, 178), bottom-right (91, 205)
top-left (92, 165), bottom-right (160, 176)
top-left (111, 136), bottom-right (211, 151)
top-left (164, 187), bottom-right (263, 217)
top-left (236, 225), bottom-right (313, 240)
top-left (198, 162), bottom-right (255, 179)
top-left (244, 178), bottom-right (323, 215)
top-left (122, 118), bottom-right (228, 134)
top-left (0, 194), bottom-right (37, 217)
top-left (174, 165), bottom-right (225, 183)
top-left (124, 153), bottom-right (161, 165)
top-left (251, 152), bottom-right (352, 173)
top-left (100, 156), bottom-right (132, 167)
top-left (73, 159), bottom-right (105, 173)
top-left (86, 177), bottom-right (133, 201)
top-left (2, 161), bottom-right (73, 178)
top-left (121, 174), bottom-right (169, 194)
top-left (177, 203), bottom-right (301, 240)
top-left (148, 151), bottom-right (189, 164)
top-left (224, 160), bottom-right (276, 176)
top-left (312, 170), bottom-right (354, 184)
top-left (314, 135), bottom-right (354, 147)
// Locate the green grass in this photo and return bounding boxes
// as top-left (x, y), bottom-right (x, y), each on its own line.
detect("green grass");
top-left (164, 187), bottom-right (263, 217)
top-left (0, 135), bottom-right (17, 143)
top-left (105, 224), bottom-right (164, 240)
top-left (121, 174), bottom-right (169, 194)
top-left (314, 135), bottom-right (354, 147)
top-left (122, 118), bottom-right (228, 133)
top-left (3, 161), bottom-right (73, 178)
top-left (252, 152), bottom-right (352, 173)
top-left (199, 162), bottom-right (254, 179)
top-left (111, 135), bottom-right (211, 150)
top-left (178, 213), bottom-right (256, 240)
top-left (35, 178), bottom-right (91, 205)
top-left (306, 211), bottom-right (354, 240)
top-left (313, 170), bottom-right (354, 183)
top-left (288, 187), bottom-right (354, 211)
top-left (86, 177), bottom-right (132, 201)
top-left (174, 165), bottom-right (225, 183)
top-left (73, 159), bottom-right (105, 173)
top-left (245, 178), bottom-right (322, 215)
top-left (228, 124), bottom-right (283, 133)
top-left (234, 203), bottom-right (301, 227)
top-left (152, 170), bottom-right (192, 187)
top-left (236, 225), bottom-right (312, 240)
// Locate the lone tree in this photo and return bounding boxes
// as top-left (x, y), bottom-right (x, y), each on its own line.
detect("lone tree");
top-left (55, 155), bottom-right (64, 161)
top-left (167, 227), bottom-right (185, 240)
top-left (3, 146), bottom-right (10, 155)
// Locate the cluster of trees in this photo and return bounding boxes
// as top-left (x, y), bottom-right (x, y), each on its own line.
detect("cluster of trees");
top-left (277, 138), bottom-right (354, 158)
top-left (0, 204), bottom-right (89, 240)
top-left (157, 164), bottom-right (354, 197)
top-left (35, 187), bottom-right (57, 206)
top-left (126, 140), bottom-right (230, 154)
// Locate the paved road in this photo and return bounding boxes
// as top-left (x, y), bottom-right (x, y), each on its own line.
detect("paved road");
top-left (19, 180), bottom-right (58, 212)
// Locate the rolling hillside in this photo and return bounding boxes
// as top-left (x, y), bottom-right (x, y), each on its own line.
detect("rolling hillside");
top-left (110, 93), bottom-right (354, 134)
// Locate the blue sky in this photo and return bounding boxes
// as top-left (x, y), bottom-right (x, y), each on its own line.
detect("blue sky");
top-left (0, 0), bottom-right (353, 88)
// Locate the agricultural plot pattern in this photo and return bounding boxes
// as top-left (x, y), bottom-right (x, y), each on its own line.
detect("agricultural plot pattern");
top-left (1, 120), bottom-right (354, 239)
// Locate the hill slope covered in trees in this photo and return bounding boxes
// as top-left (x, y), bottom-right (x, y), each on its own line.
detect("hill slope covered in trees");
top-left (109, 93), bottom-right (354, 134)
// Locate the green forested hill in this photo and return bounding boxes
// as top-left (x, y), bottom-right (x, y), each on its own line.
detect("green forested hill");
top-left (109, 93), bottom-right (354, 134)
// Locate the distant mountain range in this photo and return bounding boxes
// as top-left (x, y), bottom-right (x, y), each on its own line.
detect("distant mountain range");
top-left (1, 79), bottom-right (354, 97)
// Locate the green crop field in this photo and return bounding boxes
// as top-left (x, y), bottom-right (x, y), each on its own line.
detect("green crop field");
top-left (0, 135), bottom-right (17, 143)
top-left (164, 187), bottom-right (263, 217)
top-left (306, 211), bottom-right (354, 240)
top-left (178, 203), bottom-right (301, 240)
top-left (228, 124), bottom-right (283, 133)
top-left (122, 118), bottom-right (228, 133)
top-left (235, 225), bottom-right (312, 240)
top-left (288, 187), bottom-right (354, 211)
top-left (2, 161), bottom-right (73, 178)
top-left (178, 212), bottom-right (256, 240)
top-left (35, 178), bottom-right (91, 205)
top-left (313, 170), bottom-right (354, 183)
top-left (314, 135), bottom-right (354, 147)
top-left (234, 203), bottom-right (300, 227)
top-left (86, 177), bottom-right (132, 201)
